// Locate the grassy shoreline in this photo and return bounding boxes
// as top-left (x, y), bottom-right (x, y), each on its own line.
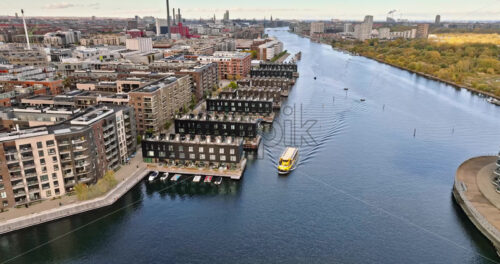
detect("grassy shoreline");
top-left (294, 32), bottom-right (500, 100)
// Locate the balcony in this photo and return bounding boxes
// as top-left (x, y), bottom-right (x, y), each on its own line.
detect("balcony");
top-left (65, 180), bottom-right (76, 187)
top-left (23, 163), bottom-right (36, 170)
top-left (78, 177), bottom-right (93, 183)
top-left (104, 123), bottom-right (114, 131)
top-left (64, 173), bottom-right (75, 179)
top-left (7, 158), bottom-right (19, 164)
top-left (25, 173), bottom-right (37, 178)
top-left (76, 170), bottom-right (90, 176)
top-left (14, 191), bottom-right (26, 198)
top-left (72, 138), bottom-right (87, 145)
top-left (21, 155), bottom-right (34, 161)
top-left (74, 155), bottom-right (89, 160)
top-left (12, 183), bottom-right (25, 189)
top-left (75, 162), bottom-right (90, 168)
top-left (8, 166), bottom-right (22, 172)
top-left (495, 167), bottom-right (500, 176)
top-left (58, 140), bottom-right (70, 146)
top-left (27, 181), bottom-right (39, 187)
top-left (5, 148), bottom-right (18, 155)
top-left (19, 147), bottom-right (32, 153)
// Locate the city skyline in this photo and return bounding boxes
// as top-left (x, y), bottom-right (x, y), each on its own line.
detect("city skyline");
top-left (1, 0), bottom-right (499, 21)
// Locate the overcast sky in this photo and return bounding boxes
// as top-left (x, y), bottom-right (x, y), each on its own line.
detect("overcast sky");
top-left (1, 0), bottom-right (499, 21)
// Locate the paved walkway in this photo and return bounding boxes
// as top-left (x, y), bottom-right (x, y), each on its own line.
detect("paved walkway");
top-left (455, 156), bottom-right (500, 251)
top-left (0, 151), bottom-right (146, 223)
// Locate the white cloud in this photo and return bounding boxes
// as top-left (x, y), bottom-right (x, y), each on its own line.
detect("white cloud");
top-left (44, 2), bottom-right (75, 9)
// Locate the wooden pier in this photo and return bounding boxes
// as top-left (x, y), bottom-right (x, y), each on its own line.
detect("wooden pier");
top-left (146, 158), bottom-right (247, 180)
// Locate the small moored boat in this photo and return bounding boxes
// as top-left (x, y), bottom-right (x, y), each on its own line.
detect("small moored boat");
top-left (344, 88), bottom-right (349, 90)
top-left (487, 98), bottom-right (500, 106)
top-left (193, 175), bottom-right (202, 182)
top-left (204, 176), bottom-right (213, 183)
top-left (170, 174), bottom-right (181, 182)
top-left (214, 177), bottom-right (223, 185)
top-left (160, 172), bottom-right (169, 181)
top-left (148, 171), bottom-right (159, 182)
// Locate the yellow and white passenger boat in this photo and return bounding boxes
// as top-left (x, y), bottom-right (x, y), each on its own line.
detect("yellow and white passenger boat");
top-left (277, 147), bottom-right (299, 174)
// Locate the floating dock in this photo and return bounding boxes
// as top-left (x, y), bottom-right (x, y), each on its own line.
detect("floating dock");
top-left (146, 158), bottom-right (247, 180)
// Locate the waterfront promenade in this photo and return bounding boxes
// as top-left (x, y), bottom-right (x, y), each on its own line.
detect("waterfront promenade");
top-left (453, 156), bottom-right (500, 254)
top-left (0, 153), bottom-right (148, 235)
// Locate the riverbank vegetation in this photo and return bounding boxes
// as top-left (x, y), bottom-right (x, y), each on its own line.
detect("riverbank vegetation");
top-left (332, 37), bottom-right (500, 97)
top-left (74, 171), bottom-right (118, 201)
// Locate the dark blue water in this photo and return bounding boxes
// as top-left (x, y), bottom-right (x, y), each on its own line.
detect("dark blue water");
top-left (1, 28), bottom-right (500, 264)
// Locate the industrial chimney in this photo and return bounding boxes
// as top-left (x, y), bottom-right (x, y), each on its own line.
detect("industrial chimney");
top-left (166, 0), bottom-right (171, 39)
top-left (173, 8), bottom-right (176, 25)
top-left (178, 8), bottom-right (181, 23)
top-left (21, 9), bottom-right (31, 50)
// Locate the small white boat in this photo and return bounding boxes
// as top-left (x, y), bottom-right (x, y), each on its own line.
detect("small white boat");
top-left (148, 171), bottom-right (159, 182)
top-left (214, 177), bottom-right (223, 185)
top-left (171, 174), bottom-right (181, 182)
top-left (160, 172), bottom-right (169, 181)
top-left (204, 176), bottom-right (213, 183)
top-left (487, 98), bottom-right (500, 106)
top-left (360, 98), bottom-right (366, 102)
top-left (193, 175), bottom-right (202, 182)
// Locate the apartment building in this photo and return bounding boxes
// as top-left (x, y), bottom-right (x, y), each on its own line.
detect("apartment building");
top-left (142, 134), bottom-right (243, 164)
top-left (257, 40), bottom-right (284, 61)
top-left (129, 75), bottom-right (191, 135)
top-left (80, 34), bottom-right (127, 46)
top-left (0, 105), bottom-right (137, 209)
top-left (175, 113), bottom-right (259, 138)
top-left (250, 68), bottom-right (295, 79)
top-left (177, 63), bottom-right (218, 100)
top-left (197, 51), bottom-right (251, 80)
top-left (0, 45), bottom-right (48, 67)
top-left (206, 96), bottom-right (273, 114)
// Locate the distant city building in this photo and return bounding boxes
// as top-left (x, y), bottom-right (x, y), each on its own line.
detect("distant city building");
top-left (177, 63), bottom-right (219, 100)
top-left (80, 35), bottom-right (126, 46)
top-left (223, 10), bottom-right (230, 22)
top-left (0, 45), bottom-right (48, 67)
top-left (257, 40), bottom-right (284, 61)
top-left (126, 38), bottom-right (153, 53)
top-left (353, 15), bottom-right (373, 41)
top-left (127, 20), bottom-right (138, 30)
top-left (197, 51), bottom-right (252, 80)
top-left (378, 27), bottom-right (390, 39)
top-left (43, 30), bottom-right (81, 47)
top-left (416, 24), bottom-right (430, 39)
top-left (310, 22), bottom-right (325, 34)
top-left (390, 29), bottom-right (417, 39)
top-left (343, 23), bottom-right (353, 33)
top-left (435, 15), bottom-right (441, 25)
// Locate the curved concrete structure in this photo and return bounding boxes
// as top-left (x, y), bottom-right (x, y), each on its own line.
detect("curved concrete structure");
top-left (453, 156), bottom-right (500, 255)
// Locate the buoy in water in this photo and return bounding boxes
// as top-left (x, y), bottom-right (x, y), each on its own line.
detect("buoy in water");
top-left (314, 77), bottom-right (317, 80)
top-left (344, 88), bottom-right (349, 91)
top-left (360, 98), bottom-right (366, 102)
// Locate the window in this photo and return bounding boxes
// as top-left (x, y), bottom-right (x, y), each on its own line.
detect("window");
top-left (52, 156), bottom-right (58, 162)
top-left (230, 149), bottom-right (235, 155)
top-left (168, 145), bottom-right (174, 151)
top-left (178, 146), bottom-right (184, 152)
top-left (38, 150), bottom-right (44, 157)
top-left (53, 165), bottom-right (59, 171)
top-left (54, 181), bottom-right (59, 187)
top-left (220, 155), bottom-right (226, 161)
top-left (48, 149), bottom-right (56, 155)
top-left (230, 156), bottom-right (237, 162)
top-left (179, 153), bottom-right (185, 159)
top-left (209, 147), bottom-right (214, 153)
top-left (0, 192), bottom-right (6, 199)
top-left (147, 151), bottom-right (154, 157)
top-left (37, 142), bottom-right (43, 148)
top-left (40, 158), bottom-right (46, 165)
top-left (41, 166), bottom-right (47, 173)
top-left (52, 173), bottom-right (57, 179)
top-left (46, 190), bottom-right (51, 197)
top-left (188, 146), bottom-right (194, 152)
top-left (199, 147), bottom-right (204, 152)
top-left (189, 153), bottom-right (196, 159)
top-left (46, 140), bottom-right (55, 147)
top-left (210, 155), bottom-right (216, 160)
top-left (219, 148), bottom-right (225, 154)
top-left (200, 154), bottom-right (206, 160)
top-left (159, 151), bottom-right (166, 157)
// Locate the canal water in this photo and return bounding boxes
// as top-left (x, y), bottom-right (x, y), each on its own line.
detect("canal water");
top-left (1, 28), bottom-right (500, 264)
